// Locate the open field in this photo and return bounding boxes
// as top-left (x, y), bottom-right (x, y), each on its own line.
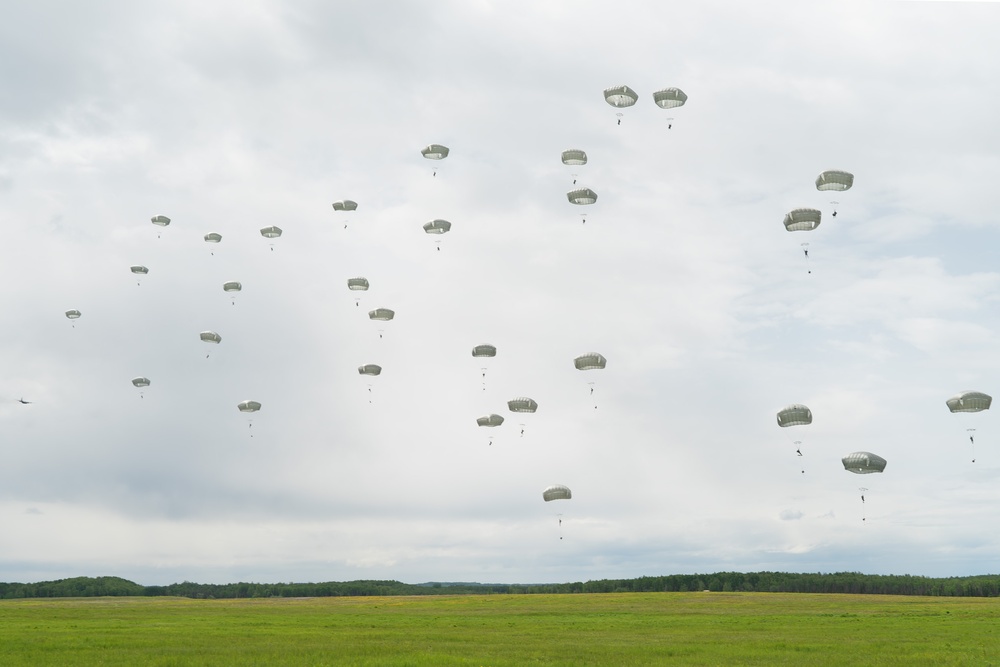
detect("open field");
top-left (1, 592), bottom-right (998, 666)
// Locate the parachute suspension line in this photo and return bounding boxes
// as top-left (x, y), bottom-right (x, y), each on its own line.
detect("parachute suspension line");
top-left (794, 440), bottom-right (804, 474)
top-left (558, 513), bottom-right (564, 540)
top-left (519, 423), bottom-right (526, 438)
top-left (588, 381), bottom-right (597, 410)
top-left (968, 428), bottom-right (976, 463)
top-left (859, 487), bottom-right (868, 523)
top-left (801, 243), bottom-right (811, 274)
top-left (616, 112), bottom-right (623, 126)
top-left (666, 117), bottom-right (674, 130)
top-left (481, 367), bottom-right (488, 391)
top-left (830, 201), bottom-right (839, 217)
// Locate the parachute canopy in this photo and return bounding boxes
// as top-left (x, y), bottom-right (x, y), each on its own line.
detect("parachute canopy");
top-left (260, 226), bottom-right (282, 239)
top-left (543, 484), bottom-right (572, 502)
top-left (358, 364), bottom-right (382, 376)
top-left (237, 400), bottom-right (261, 413)
top-left (131, 377), bottom-right (150, 388)
top-left (421, 144), bottom-right (450, 160)
top-left (130, 265), bottom-right (149, 275)
top-left (652, 87), bottom-right (687, 109)
top-left (477, 414), bottom-right (505, 427)
top-left (946, 391), bottom-right (992, 413)
top-left (842, 451), bottom-right (887, 474)
top-left (561, 149), bottom-right (588, 166)
top-left (567, 188), bottom-right (598, 205)
top-left (472, 344), bottom-right (497, 358)
top-left (574, 353), bottom-right (607, 371)
top-left (816, 170), bottom-right (854, 192)
top-left (151, 215), bottom-right (171, 227)
top-left (223, 281), bottom-right (242, 293)
top-left (332, 200), bottom-right (358, 212)
top-left (604, 85), bottom-right (638, 108)
top-left (65, 309), bottom-right (81, 319)
top-left (777, 404), bottom-right (813, 427)
top-left (369, 308), bottom-right (395, 321)
top-left (423, 219), bottom-right (452, 234)
top-left (508, 397), bottom-right (538, 413)
top-left (200, 331), bottom-right (222, 344)
top-left (204, 232), bottom-right (222, 243)
top-left (783, 208), bottom-right (822, 232)
top-left (347, 277), bottom-right (370, 291)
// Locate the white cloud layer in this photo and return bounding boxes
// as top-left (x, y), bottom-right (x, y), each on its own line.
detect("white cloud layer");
top-left (2, 0), bottom-right (1000, 585)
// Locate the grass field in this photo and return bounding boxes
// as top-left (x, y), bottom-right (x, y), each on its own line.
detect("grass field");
top-left (1, 592), bottom-right (998, 666)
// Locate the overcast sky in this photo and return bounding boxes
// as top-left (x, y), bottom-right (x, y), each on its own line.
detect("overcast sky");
top-left (3, 0), bottom-right (1000, 586)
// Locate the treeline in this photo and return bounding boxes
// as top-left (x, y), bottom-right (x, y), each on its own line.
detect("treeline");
top-left (3, 572), bottom-right (1000, 599)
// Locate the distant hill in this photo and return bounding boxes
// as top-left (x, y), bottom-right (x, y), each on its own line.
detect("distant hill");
top-left (3, 572), bottom-right (1000, 599)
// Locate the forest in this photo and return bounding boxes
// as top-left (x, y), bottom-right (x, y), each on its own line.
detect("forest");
top-left (3, 572), bottom-right (1000, 599)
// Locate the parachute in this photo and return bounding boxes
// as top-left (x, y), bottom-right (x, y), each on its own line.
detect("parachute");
top-left (477, 414), bottom-right (505, 427)
top-left (652, 87), bottom-right (687, 110)
top-left (473, 344), bottom-right (496, 390)
top-left (333, 200), bottom-right (358, 229)
top-left (204, 232), bottom-right (222, 255)
top-left (543, 485), bottom-right (572, 502)
top-left (946, 391), bottom-right (992, 413)
top-left (151, 215), bottom-right (170, 238)
top-left (947, 391), bottom-right (992, 462)
top-left (132, 376), bottom-right (150, 399)
top-left (223, 281), bottom-right (242, 305)
top-left (472, 344), bottom-right (497, 358)
top-left (815, 170), bottom-right (854, 192)
top-left (130, 265), bottom-right (148, 286)
top-left (778, 404), bottom-right (812, 472)
top-left (561, 149), bottom-right (587, 166)
top-left (509, 397), bottom-right (536, 436)
top-left (423, 219), bottom-right (451, 250)
top-left (575, 353), bottom-right (606, 408)
top-left (65, 309), bottom-right (81, 327)
top-left (783, 208), bottom-right (822, 232)
top-left (574, 353), bottom-right (606, 371)
top-left (567, 188), bottom-right (598, 205)
top-left (421, 144), bottom-right (450, 160)
top-left (347, 277), bottom-right (369, 306)
top-left (604, 85), bottom-right (637, 124)
top-left (508, 397), bottom-right (538, 413)
top-left (423, 219), bottom-right (452, 234)
top-left (260, 226), bottom-right (282, 251)
top-left (421, 144), bottom-right (449, 175)
top-left (237, 399), bottom-right (261, 435)
top-left (369, 309), bottom-right (394, 337)
top-left (543, 484), bottom-right (572, 539)
top-left (776, 404), bottom-right (812, 427)
top-left (200, 331), bottom-right (221, 357)
top-left (561, 149), bottom-right (587, 185)
top-left (842, 451), bottom-right (887, 474)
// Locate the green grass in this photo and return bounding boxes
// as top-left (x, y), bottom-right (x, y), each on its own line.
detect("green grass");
top-left (0, 592), bottom-right (998, 665)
